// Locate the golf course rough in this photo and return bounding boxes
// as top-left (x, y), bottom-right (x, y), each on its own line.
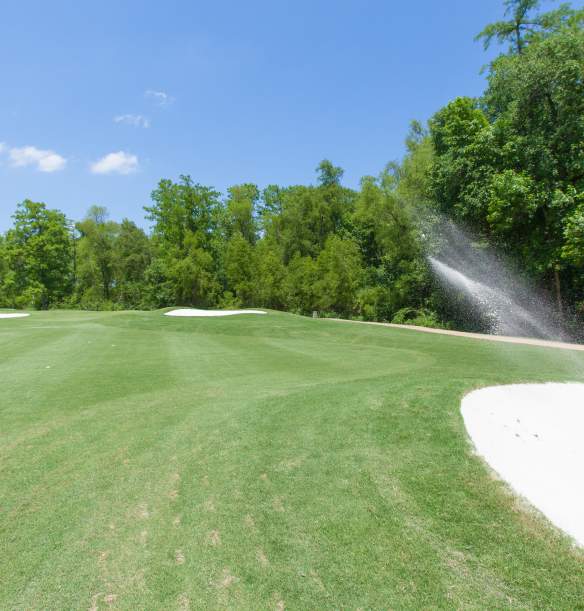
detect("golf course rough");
top-left (1, 309), bottom-right (584, 609)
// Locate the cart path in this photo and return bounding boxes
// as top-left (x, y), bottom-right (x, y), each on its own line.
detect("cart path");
top-left (327, 318), bottom-right (584, 352)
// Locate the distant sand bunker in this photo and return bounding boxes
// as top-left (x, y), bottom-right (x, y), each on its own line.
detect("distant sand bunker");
top-left (462, 383), bottom-right (584, 546)
top-left (0, 312), bottom-right (30, 319)
top-left (165, 308), bottom-right (266, 317)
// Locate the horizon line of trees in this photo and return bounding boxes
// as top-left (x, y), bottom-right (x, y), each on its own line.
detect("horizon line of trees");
top-left (0, 161), bottom-right (440, 327)
top-left (1, 0), bottom-right (583, 335)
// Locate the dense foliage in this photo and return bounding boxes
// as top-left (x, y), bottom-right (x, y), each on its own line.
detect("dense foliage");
top-left (1, 0), bottom-right (582, 330)
top-left (0, 164), bottom-right (434, 323)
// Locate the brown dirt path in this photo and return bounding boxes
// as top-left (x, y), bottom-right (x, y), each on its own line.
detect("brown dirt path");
top-left (327, 318), bottom-right (584, 352)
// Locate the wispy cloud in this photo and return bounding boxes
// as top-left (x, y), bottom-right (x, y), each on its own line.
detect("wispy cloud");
top-left (0, 142), bottom-right (6, 154)
top-left (90, 151), bottom-right (139, 175)
top-left (9, 145), bottom-right (67, 172)
top-left (145, 89), bottom-right (174, 106)
top-left (114, 114), bottom-right (150, 128)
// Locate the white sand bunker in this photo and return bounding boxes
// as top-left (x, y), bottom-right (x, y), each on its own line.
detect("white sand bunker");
top-left (462, 383), bottom-right (584, 546)
top-left (0, 312), bottom-right (30, 319)
top-left (165, 308), bottom-right (266, 317)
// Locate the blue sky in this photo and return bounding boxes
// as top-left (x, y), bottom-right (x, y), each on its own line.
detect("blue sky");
top-left (0, 0), bottom-right (504, 231)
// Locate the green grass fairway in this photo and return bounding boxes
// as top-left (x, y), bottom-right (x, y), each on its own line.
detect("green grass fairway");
top-left (2, 310), bottom-right (584, 609)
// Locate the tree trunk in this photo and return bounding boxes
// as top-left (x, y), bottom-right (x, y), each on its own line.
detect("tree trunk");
top-left (515, 25), bottom-right (523, 54)
top-left (553, 267), bottom-right (563, 316)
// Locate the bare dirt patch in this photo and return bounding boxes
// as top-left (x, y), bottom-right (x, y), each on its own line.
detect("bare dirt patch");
top-left (89, 593), bottom-right (103, 611)
top-left (136, 503), bottom-right (149, 519)
top-left (310, 570), bottom-right (326, 592)
top-left (177, 593), bottom-right (190, 610)
top-left (208, 530), bottom-right (221, 546)
top-left (203, 497), bottom-right (216, 512)
top-left (277, 456), bottom-right (305, 471)
top-left (256, 548), bottom-right (269, 567)
top-left (219, 569), bottom-right (237, 588)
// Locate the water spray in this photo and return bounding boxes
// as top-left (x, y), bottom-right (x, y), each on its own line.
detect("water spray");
top-left (423, 216), bottom-right (565, 340)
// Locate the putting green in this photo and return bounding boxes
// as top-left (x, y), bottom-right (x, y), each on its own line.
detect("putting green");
top-left (1, 310), bottom-right (583, 609)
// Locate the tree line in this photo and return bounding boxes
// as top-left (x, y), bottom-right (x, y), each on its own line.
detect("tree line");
top-left (1, 0), bottom-right (583, 332)
top-left (0, 163), bottom-right (435, 324)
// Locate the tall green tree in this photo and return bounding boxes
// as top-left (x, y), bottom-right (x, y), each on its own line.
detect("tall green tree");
top-left (223, 232), bottom-right (256, 306)
top-left (430, 17), bottom-right (584, 314)
top-left (265, 162), bottom-right (356, 262)
top-left (253, 239), bottom-right (286, 309)
top-left (114, 219), bottom-right (151, 307)
top-left (476, 0), bottom-right (583, 53)
top-left (316, 159), bottom-right (344, 187)
top-left (144, 176), bottom-right (223, 307)
top-left (168, 231), bottom-right (219, 307)
top-left (223, 184), bottom-right (259, 244)
top-left (2, 200), bottom-right (73, 308)
top-left (0, 235), bottom-right (8, 306)
top-left (76, 206), bottom-right (120, 304)
top-left (485, 27), bottom-right (584, 307)
top-left (145, 175), bottom-right (221, 252)
top-left (397, 121), bottom-right (434, 208)
top-left (316, 235), bottom-right (363, 316)
top-left (429, 97), bottom-right (494, 231)
top-left (283, 254), bottom-right (318, 314)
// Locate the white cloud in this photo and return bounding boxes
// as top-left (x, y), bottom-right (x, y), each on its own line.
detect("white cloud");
top-left (90, 151), bottom-right (139, 175)
top-left (114, 114), bottom-right (150, 128)
top-left (9, 146), bottom-right (67, 172)
top-left (145, 89), bottom-right (174, 106)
